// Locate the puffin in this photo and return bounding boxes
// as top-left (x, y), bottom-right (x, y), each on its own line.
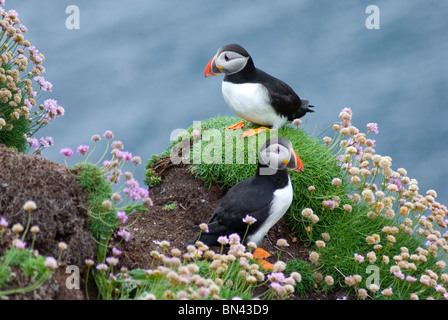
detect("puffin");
top-left (204, 43), bottom-right (314, 137)
top-left (190, 137), bottom-right (304, 247)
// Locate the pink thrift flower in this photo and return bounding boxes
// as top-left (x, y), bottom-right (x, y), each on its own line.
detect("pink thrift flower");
top-left (60, 147), bottom-right (73, 158)
top-left (56, 105), bottom-right (65, 116)
top-left (270, 282), bottom-right (281, 291)
top-left (27, 137), bottom-right (39, 149)
top-left (14, 239), bottom-right (26, 250)
top-left (111, 140), bottom-right (123, 149)
top-left (7, 9), bottom-right (19, 18)
top-left (76, 145), bottom-right (89, 155)
top-left (40, 137), bottom-right (54, 148)
top-left (0, 217), bottom-right (8, 228)
top-left (117, 229), bottom-right (131, 242)
top-left (242, 215), bottom-right (257, 225)
top-left (35, 77), bottom-right (53, 91)
top-left (367, 122), bottom-right (379, 134)
top-left (354, 253), bottom-right (365, 264)
top-left (43, 99), bottom-right (57, 116)
top-left (217, 236), bottom-right (229, 246)
top-left (116, 211), bottom-right (128, 224)
top-left (138, 188), bottom-right (149, 199)
top-left (112, 247), bottom-right (122, 256)
top-left (229, 233), bottom-right (241, 245)
top-left (44, 257), bottom-right (58, 269)
top-left (96, 263), bottom-right (108, 271)
top-left (116, 150), bottom-right (133, 162)
top-left (322, 200), bottom-right (336, 210)
top-left (102, 130), bottom-right (114, 139)
top-left (268, 272), bottom-right (286, 283)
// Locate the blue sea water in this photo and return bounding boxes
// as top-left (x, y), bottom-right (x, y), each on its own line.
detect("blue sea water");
top-left (7, 0), bottom-right (448, 204)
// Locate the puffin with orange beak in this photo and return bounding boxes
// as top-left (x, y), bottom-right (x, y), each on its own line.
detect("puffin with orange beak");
top-left (205, 43), bottom-right (315, 137)
top-left (190, 137), bottom-right (304, 247)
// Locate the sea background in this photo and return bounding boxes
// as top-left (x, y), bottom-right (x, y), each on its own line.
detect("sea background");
top-left (9, 1), bottom-right (448, 204)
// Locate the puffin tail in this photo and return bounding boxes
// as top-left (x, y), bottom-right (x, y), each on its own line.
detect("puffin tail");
top-left (291, 99), bottom-right (314, 120)
top-left (187, 232), bottom-right (219, 248)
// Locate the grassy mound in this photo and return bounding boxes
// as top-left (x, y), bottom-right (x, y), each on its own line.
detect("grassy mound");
top-left (146, 114), bottom-right (448, 300)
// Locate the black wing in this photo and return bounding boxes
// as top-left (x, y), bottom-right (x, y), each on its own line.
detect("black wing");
top-left (254, 69), bottom-right (314, 120)
top-left (193, 175), bottom-right (275, 246)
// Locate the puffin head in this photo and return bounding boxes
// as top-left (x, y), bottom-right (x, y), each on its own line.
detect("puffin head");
top-left (204, 43), bottom-right (253, 77)
top-left (258, 137), bottom-right (304, 174)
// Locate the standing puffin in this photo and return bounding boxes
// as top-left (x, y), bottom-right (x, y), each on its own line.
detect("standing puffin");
top-left (190, 137), bottom-right (304, 247)
top-left (204, 43), bottom-right (314, 137)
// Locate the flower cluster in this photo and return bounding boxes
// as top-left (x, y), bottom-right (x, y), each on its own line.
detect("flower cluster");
top-left (90, 232), bottom-right (301, 300)
top-left (123, 177), bottom-right (149, 201)
top-left (336, 107), bottom-right (378, 167)
top-left (0, 2), bottom-right (64, 154)
top-left (60, 129), bottom-right (152, 258)
top-left (267, 267), bottom-right (301, 298)
top-left (316, 107), bottom-right (448, 300)
top-left (0, 200), bottom-right (62, 296)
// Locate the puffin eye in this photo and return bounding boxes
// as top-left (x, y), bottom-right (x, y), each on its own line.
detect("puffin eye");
top-left (224, 54), bottom-right (230, 61)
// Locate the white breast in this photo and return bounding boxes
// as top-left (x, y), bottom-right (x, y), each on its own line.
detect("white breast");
top-left (222, 81), bottom-right (287, 129)
top-left (247, 177), bottom-right (293, 245)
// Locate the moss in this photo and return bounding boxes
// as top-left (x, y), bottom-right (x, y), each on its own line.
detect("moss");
top-left (144, 167), bottom-right (162, 188)
top-left (74, 162), bottom-right (115, 260)
top-left (162, 201), bottom-right (178, 212)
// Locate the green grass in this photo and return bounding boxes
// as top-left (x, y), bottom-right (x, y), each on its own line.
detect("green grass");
top-left (0, 246), bottom-right (52, 296)
top-left (74, 162), bottom-right (116, 261)
top-left (284, 259), bottom-right (316, 296)
top-left (0, 115), bottom-right (29, 153)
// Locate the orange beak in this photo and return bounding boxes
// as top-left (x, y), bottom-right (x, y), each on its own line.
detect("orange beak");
top-left (204, 55), bottom-right (221, 78)
top-left (287, 149), bottom-right (304, 173)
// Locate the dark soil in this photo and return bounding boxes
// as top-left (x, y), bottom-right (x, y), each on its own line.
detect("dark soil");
top-left (0, 144), bottom-right (96, 300)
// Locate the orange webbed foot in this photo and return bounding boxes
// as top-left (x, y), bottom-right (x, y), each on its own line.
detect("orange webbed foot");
top-left (224, 121), bottom-right (246, 131)
top-left (253, 247), bottom-right (273, 271)
top-left (242, 127), bottom-right (270, 138)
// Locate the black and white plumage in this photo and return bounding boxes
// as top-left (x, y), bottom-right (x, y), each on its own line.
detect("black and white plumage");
top-left (190, 137), bottom-right (304, 247)
top-left (204, 43), bottom-right (314, 130)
